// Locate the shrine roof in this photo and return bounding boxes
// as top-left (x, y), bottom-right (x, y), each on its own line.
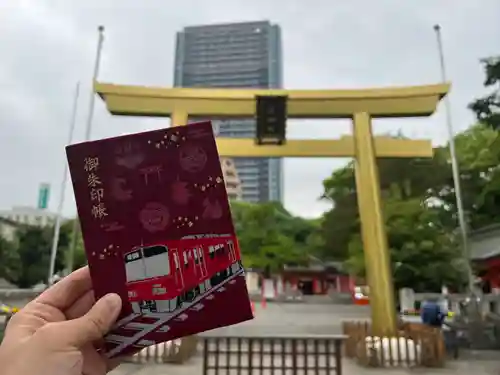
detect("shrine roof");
top-left (470, 224), bottom-right (500, 260)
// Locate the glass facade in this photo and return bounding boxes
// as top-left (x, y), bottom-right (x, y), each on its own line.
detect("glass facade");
top-left (173, 21), bottom-right (283, 203)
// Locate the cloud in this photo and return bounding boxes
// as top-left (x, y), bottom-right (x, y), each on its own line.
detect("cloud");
top-left (0, 0), bottom-right (498, 219)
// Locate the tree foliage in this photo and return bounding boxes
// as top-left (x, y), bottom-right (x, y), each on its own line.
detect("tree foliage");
top-left (230, 201), bottom-right (318, 272)
top-left (319, 122), bottom-right (500, 291)
top-left (14, 225), bottom-right (70, 288)
top-left (60, 220), bottom-right (87, 270)
top-left (0, 222), bottom-right (75, 288)
top-left (0, 235), bottom-right (20, 283)
top-left (320, 152), bottom-right (467, 291)
top-left (469, 56), bottom-right (500, 130)
top-left (437, 124), bottom-right (500, 230)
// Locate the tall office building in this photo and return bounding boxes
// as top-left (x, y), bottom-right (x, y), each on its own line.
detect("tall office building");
top-left (173, 21), bottom-right (283, 203)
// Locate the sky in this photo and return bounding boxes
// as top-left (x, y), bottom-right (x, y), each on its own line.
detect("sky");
top-left (0, 0), bottom-right (499, 219)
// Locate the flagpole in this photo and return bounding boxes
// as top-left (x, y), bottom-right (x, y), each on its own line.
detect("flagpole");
top-left (433, 24), bottom-right (473, 292)
top-left (65, 25), bottom-right (106, 280)
top-left (47, 82), bottom-right (80, 285)
top-left (84, 25), bottom-right (105, 141)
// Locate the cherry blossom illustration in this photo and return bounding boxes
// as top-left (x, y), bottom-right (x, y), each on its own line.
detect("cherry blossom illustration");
top-left (202, 198), bottom-right (223, 220)
top-left (96, 244), bottom-right (120, 260)
top-left (139, 202), bottom-right (170, 232)
top-left (149, 131), bottom-right (187, 150)
top-left (168, 132), bottom-right (183, 145)
top-left (171, 179), bottom-right (191, 205)
top-left (179, 145), bottom-right (207, 173)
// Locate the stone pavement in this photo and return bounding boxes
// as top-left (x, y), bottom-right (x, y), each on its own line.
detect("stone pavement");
top-left (3, 301), bottom-right (500, 374)
top-left (209, 301), bottom-right (370, 336)
top-left (108, 303), bottom-right (500, 375)
top-left (110, 356), bottom-right (500, 375)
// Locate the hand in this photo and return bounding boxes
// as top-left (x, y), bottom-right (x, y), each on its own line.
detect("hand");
top-left (0, 267), bottom-right (122, 375)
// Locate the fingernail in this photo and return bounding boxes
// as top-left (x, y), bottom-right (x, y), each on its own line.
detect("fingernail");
top-left (103, 293), bottom-right (122, 311)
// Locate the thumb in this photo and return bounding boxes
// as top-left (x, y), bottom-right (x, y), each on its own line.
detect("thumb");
top-left (62, 293), bottom-right (122, 347)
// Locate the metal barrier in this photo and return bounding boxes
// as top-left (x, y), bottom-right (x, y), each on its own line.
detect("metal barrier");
top-left (202, 335), bottom-right (345, 375)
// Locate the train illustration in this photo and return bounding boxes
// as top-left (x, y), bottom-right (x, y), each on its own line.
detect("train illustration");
top-left (123, 233), bottom-right (243, 314)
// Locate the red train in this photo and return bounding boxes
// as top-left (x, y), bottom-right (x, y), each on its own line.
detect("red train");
top-left (123, 233), bottom-right (242, 314)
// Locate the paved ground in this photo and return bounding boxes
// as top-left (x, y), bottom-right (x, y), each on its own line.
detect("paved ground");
top-left (107, 303), bottom-right (500, 375)
top-left (203, 301), bottom-right (371, 336)
top-left (4, 301), bottom-right (500, 374)
top-left (111, 357), bottom-right (500, 375)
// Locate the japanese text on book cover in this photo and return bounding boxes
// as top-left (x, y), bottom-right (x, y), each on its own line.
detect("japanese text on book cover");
top-left (66, 121), bottom-right (253, 358)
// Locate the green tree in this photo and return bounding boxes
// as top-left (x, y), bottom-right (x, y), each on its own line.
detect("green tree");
top-left (469, 56), bottom-right (500, 130)
top-left (319, 136), bottom-right (469, 290)
top-left (435, 124), bottom-right (500, 230)
top-left (60, 220), bottom-right (87, 271)
top-left (14, 225), bottom-right (69, 288)
top-left (320, 163), bottom-right (358, 260)
top-left (344, 187), bottom-right (466, 292)
top-left (0, 235), bottom-right (20, 283)
top-left (230, 201), bottom-right (312, 271)
top-left (320, 151), bottom-right (451, 261)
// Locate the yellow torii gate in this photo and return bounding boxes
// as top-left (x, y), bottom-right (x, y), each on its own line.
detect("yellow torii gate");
top-left (95, 81), bottom-right (449, 335)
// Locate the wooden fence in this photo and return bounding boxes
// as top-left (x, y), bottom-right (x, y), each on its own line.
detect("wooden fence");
top-left (202, 335), bottom-right (346, 375)
top-left (343, 321), bottom-right (446, 368)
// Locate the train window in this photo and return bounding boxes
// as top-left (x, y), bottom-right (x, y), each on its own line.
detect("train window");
top-left (143, 246), bottom-right (170, 278)
top-left (217, 244), bottom-right (226, 257)
top-left (198, 248), bottom-right (203, 260)
top-left (124, 250), bottom-right (146, 282)
top-left (209, 245), bottom-right (215, 260)
top-left (183, 252), bottom-right (189, 269)
top-left (143, 246), bottom-right (168, 258)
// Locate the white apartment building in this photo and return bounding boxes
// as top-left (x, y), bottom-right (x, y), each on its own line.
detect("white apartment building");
top-left (0, 206), bottom-right (58, 228)
top-left (220, 158), bottom-right (243, 201)
top-left (0, 217), bottom-right (19, 242)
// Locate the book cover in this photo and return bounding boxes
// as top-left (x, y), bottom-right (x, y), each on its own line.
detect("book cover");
top-left (66, 121), bottom-right (253, 358)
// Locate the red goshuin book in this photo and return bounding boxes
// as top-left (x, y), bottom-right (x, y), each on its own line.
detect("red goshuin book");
top-left (66, 121), bottom-right (253, 358)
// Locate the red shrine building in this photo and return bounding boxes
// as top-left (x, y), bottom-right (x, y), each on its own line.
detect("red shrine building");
top-left (280, 260), bottom-right (353, 295)
top-left (470, 224), bottom-right (500, 291)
